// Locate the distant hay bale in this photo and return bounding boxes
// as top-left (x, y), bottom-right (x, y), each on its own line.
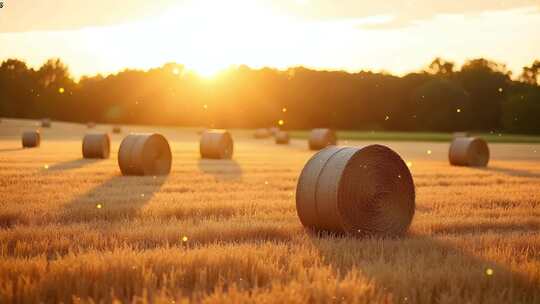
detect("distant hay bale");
top-left (118, 133), bottom-right (172, 175)
top-left (254, 128), bottom-right (271, 139)
top-left (87, 122), bottom-right (96, 129)
top-left (275, 131), bottom-right (290, 144)
top-left (269, 127), bottom-right (280, 136)
top-left (200, 129), bottom-right (234, 159)
top-left (112, 126), bottom-right (122, 134)
top-left (41, 118), bottom-right (51, 128)
top-left (82, 133), bottom-right (110, 159)
top-left (296, 145), bottom-right (415, 237)
top-left (452, 132), bottom-right (469, 138)
top-left (449, 137), bottom-right (489, 167)
top-left (308, 128), bottom-right (337, 150)
top-left (22, 131), bottom-right (41, 148)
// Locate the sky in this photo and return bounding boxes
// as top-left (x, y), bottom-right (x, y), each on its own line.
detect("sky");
top-left (1, 0), bottom-right (539, 78)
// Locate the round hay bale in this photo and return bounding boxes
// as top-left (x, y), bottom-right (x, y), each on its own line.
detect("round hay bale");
top-left (200, 129), bottom-right (234, 159)
top-left (449, 137), bottom-right (489, 167)
top-left (254, 128), bottom-right (271, 139)
top-left (22, 131), bottom-right (41, 148)
top-left (87, 122), bottom-right (96, 129)
top-left (308, 128), bottom-right (337, 150)
top-left (82, 133), bottom-right (110, 159)
top-left (269, 127), bottom-right (280, 136)
top-left (296, 145), bottom-right (415, 237)
top-left (41, 118), bottom-right (51, 128)
top-left (112, 126), bottom-right (122, 134)
top-left (118, 133), bottom-right (172, 176)
top-left (275, 131), bottom-right (290, 144)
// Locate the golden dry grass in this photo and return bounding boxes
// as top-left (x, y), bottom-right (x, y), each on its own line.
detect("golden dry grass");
top-left (0, 118), bottom-right (539, 303)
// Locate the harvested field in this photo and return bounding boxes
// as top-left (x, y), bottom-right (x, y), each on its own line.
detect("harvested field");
top-left (0, 118), bottom-right (539, 303)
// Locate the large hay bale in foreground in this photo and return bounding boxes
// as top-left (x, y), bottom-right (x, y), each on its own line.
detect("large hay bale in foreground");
top-left (308, 128), bottom-right (337, 150)
top-left (296, 145), bottom-right (415, 237)
top-left (41, 118), bottom-right (51, 128)
top-left (275, 131), bottom-right (290, 145)
top-left (449, 137), bottom-right (489, 167)
top-left (112, 126), bottom-right (122, 134)
top-left (82, 133), bottom-right (110, 159)
top-left (254, 128), bottom-right (271, 139)
top-left (22, 131), bottom-right (41, 148)
top-left (118, 133), bottom-right (172, 175)
top-left (200, 130), bottom-right (234, 159)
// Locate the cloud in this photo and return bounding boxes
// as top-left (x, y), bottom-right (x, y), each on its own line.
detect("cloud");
top-left (0, 0), bottom-right (180, 33)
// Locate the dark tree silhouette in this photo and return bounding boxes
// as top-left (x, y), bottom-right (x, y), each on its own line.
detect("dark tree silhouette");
top-left (0, 57), bottom-right (539, 134)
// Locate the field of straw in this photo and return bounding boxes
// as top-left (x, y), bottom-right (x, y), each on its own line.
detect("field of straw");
top-left (1, 118), bottom-right (539, 303)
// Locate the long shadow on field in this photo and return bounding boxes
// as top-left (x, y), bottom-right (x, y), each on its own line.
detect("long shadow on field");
top-left (0, 147), bottom-right (25, 153)
top-left (198, 159), bottom-right (243, 181)
top-left (309, 232), bottom-right (538, 302)
top-left (474, 166), bottom-right (540, 178)
top-left (58, 175), bottom-right (167, 223)
top-left (46, 158), bottom-right (105, 171)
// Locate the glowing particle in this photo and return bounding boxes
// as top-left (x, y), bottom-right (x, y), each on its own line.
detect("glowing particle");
top-left (264, 181), bottom-right (269, 185)
top-left (397, 174), bottom-right (402, 179)
top-left (141, 193), bottom-right (145, 198)
top-left (486, 268), bottom-right (494, 276)
top-left (456, 108), bottom-right (461, 113)
top-left (278, 119), bottom-right (284, 126)
top-left (43, 164), bottom-right (49, 169)
top-left (203, 104), bottom-right (208, 109)
top-left (182, 236), bottom-right (188, 242)
top-left (172, 68), bottom-right (180, 75)
top-left (58, 87), bottom-right (65, 94)
top-left (96, 204), bottom-right (102, 209)
top-left (385, 115), bottom-right (390, 121)
top-left (427, 150), bottom-right (432, 155)
top-left (498, 88), bottom-right (503, 93)
top-left (282, 107), bottom-right (287, 113)
top-left (406, 162), bottom-right (413, 168)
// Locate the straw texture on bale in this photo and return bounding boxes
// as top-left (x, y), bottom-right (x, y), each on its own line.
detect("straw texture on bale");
top-left (112, 126), bottom-right (122, 134)
top-left (308, 128), bottom-right (337, 150)
top-left (41, 119), bottom-right (51, 128)
top-left (200, 130), bottom-right (234, 159)
top-left (82, 133), bottom-right (110, 159)
top-left (449, 137), bottom-right (490, 167)
top-left (118, 133), bottom-right (172, 176)
top-left (296, 145), bottom-right (415, 237)
top-left (22, 131), bottom-right (41, 148)
top-left (254, 128), bottom-right (271, 139)
top-left (275, 131), bottom-right (290, 144)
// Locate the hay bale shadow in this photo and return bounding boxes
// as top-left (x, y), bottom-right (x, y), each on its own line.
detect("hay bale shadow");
top-left (197, 159), bottom-right (243, 181)
top-left (59, 175), bottom-right (167, 223)
top-left (474, 166), bottom-right (540, 178)
top-left (47, 159), bottom-right (105, 171)
top-left (0, 148), bottom-right (25, 153)
top-left (307, 231), bottom-right (538, 302)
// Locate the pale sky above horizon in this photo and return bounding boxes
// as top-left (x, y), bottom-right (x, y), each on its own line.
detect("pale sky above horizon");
top-left (1, 0), bottom-right (539, 78)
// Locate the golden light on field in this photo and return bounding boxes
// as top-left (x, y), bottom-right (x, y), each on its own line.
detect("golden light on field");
top-left (1, 119), bottom-right (540, 302)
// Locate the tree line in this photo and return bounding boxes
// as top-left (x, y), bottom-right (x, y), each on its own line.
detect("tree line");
top-left (1, 57), bottom-right (539, 133)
